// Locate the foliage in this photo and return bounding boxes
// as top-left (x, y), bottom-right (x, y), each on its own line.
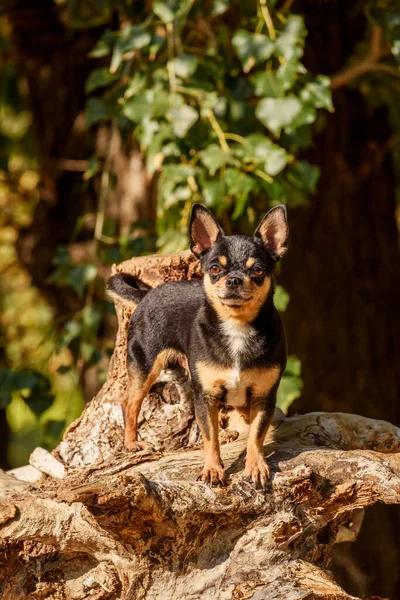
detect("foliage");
top-left (78, 0), bottom-right (332, 251)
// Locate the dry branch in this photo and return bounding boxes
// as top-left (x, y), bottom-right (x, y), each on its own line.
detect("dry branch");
top-left (1, 252), bottom-right (400, 600)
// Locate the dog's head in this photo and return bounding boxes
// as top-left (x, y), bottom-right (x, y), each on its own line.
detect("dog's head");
top-left (189, 203), bottom-right (288, 323)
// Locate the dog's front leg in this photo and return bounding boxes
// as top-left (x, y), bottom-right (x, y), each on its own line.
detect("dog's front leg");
top-left (245, 393), bottom-right (276, 488)
top-left (194, 393), bottom-right (225, 485)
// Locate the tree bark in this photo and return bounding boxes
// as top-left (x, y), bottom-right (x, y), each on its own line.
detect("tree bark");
top-left (1, 252), bottom-right (400, 600)
top-left (287, 0), bottom-right (400, 424)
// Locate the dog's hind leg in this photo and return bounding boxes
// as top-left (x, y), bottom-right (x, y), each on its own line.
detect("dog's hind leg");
top-left (123, 365), bottom-right (154, 452)
top-left (123, 348), bottom-right (183, 452)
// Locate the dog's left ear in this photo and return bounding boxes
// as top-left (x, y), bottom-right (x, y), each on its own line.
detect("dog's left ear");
top-left (189, 204), bottom-right (224, 257)
top-left (254, 205), bottom-right (288, 259)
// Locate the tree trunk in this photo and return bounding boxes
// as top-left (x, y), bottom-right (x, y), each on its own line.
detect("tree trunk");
top-left (280, 6), bottom-right (400, 593)
top-left (287, 0), bottom-right (400, 424)
top-left (1, 252), bottom-right (400, 600)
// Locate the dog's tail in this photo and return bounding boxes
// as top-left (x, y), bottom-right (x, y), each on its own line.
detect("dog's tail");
top-left (107, 273), bottom-right (152, 305)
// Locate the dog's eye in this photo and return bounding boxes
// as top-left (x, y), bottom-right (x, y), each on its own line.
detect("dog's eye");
top-left (209, 264), bottom-right (222, 275)
top-left (252, 265), bottom-right (264, 277)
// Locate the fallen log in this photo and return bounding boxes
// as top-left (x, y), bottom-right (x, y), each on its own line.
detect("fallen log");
top-left (1, 252), bottom-right (399, 600)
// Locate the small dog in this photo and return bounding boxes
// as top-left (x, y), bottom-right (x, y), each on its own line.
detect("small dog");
top-left (107, 203), bottom-right (288, 487)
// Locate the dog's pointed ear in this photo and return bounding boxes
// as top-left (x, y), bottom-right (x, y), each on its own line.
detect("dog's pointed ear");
top-left (254, 205), bottom-right (288, 259)
top-left (189, 204), bottom-right (224, 258)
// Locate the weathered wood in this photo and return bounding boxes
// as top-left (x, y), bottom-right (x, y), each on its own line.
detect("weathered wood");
top-left (1, 252), bottom-right (399, 600)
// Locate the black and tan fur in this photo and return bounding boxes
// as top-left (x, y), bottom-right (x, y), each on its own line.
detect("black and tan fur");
top-left (107, 203), bottom-right (289, 487)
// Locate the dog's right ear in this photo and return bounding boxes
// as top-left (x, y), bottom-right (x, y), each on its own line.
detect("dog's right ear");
top-left (189, 204), bottom-right (224, 258)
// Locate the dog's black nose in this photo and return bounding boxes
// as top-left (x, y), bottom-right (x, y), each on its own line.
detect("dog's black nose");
top-left (226, 276), bottom-right (243, 289)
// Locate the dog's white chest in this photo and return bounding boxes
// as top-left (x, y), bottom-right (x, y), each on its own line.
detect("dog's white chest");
top-left (225, 365), bottom-right (247, 407)
top-left (220, 320), bottom-right (257, 361)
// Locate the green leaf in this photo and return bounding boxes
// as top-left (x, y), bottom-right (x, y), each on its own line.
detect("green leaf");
top-left (137, 118), bottom-right (160, 150)
top-left (85, 67), bottom-right (120, 93)
top-left (170, 54), bottom-right (199, 79)
top-left (44, 420), bottom-right (66, 440)
top-left (167, 104), bottom-right (198, 137)
top-left (68, 264), bottom-right (97, 298)
top-left (211, 0), bottom-right (230, 15)
top-left (286, 355), bottom-right (302, 377)
top-left (256, 97), bottom-right (302, 136)
top-left (82, 304), bottom-right (102, 331)
top-left (49, 263), bottom-right (97, 298)
top-left (199, 144), bottom-right (239, 175)
top-left (121, 24), bottom-right (152, 51)
top-left (392, 39), bottom-right (400, 63)
top-left (88, 30), bottom-right (114, 58)
top-left (12, 370), bottom-right (55, 417)
top-left (250, 72), bottom-right (281, 98)
top-left (60, 320), bottom-right (83, 348)
top-left (287, 160), bottom-right (319, 193)
top-left (300, 76), bottom-right (333, 111)
top-left (123, 89), bottom-right (168, 123)
top-left (277, 355), bottom-right (303, 413)
top-left (274, 285), bottom-right (290, 311)
top-left (24, 390), bottom-right (54, 417)
top-left (275, 15), bottom-right (306, 61)
top-left (84, 157), bottom-right (100, 180)
top-left (110, 25), bottom-right (151, 72)
top-left (244, 133), bottom-right (288, 176)
top-left (277, 373), bottom-right (303, 413)
top-left (276, 62), bottom-right (301, 92)
top-left (153, 0), bottom-right (179, 23)
top-left (224, 168), bottom-right (256, 217)
top-left (86, 97), bottom-right (114, 128)
top-left (201, 179), bottom-right (226, 205)
top-left (232, 30), bottom-right (275, 73)
top-left (124, 73), bottom-right (147, 99)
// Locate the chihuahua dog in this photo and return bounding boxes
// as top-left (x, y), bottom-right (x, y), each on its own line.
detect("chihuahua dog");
top-left (107, 203), bottom-right (288, 487)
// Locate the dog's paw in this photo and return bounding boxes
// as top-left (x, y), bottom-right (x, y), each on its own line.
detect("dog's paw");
top-left (198, 464), bottom-right (226, 486)
top-left (244, 455), bottom-right (270, 489)
top-left (125, 439), bottom-right (155, 453)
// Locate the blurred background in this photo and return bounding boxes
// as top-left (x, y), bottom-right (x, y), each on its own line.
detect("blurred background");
top-left (0, 0), bottom-right (399, 595)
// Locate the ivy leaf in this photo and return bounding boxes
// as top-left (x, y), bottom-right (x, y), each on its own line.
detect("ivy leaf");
top-left (256, 97), bottom-right (302, 136)
top-left (170, 54), bottom-right (199, 79)
top-left (224, 168), bottom-right (256, 217)
top-left (277, 371), bottom-right (303, 413)
top-left (68, 264), bottom-right (97, 298)
top-left (201, 179), bottom-right (226, 205)
top-left (250, 72), bottom-right (281, 98)
top-left (232, 30), bottom-right (275, 73)
top-left (244, 133), bottom-right (288, 176)
top-left (275, 15), bottom-right (306, 61)
top-left (167, 104), bottom-right (198, 137)
top-left (23, 388), bottom-right (54, 417)
top-left (274, 285), bottom-right (290, 311)
top-left (85, 67), bottom-right (120, 93)
top-left (286, 160), bottom-right (319, 193)
top-left (88, 30), bottom-right (114, 58)
top-left (124, 73), bottom-right (147, 99)
top-left (153, 0), bottom-right (180, 23)
top-left (211, 0), bottom-right (230, 15)
top-left (123, 89), bottom-right (168, 122)
top-left (111, 25), bottom-right (151, 72)
top-left (300, 76), bottom-right (333, 111)
top-left (200, 144), bottom-right (239, 175)
top-left (48, 263), bottom-right (97, 298)
top-left (86, 97), bottom-right (114, 128)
